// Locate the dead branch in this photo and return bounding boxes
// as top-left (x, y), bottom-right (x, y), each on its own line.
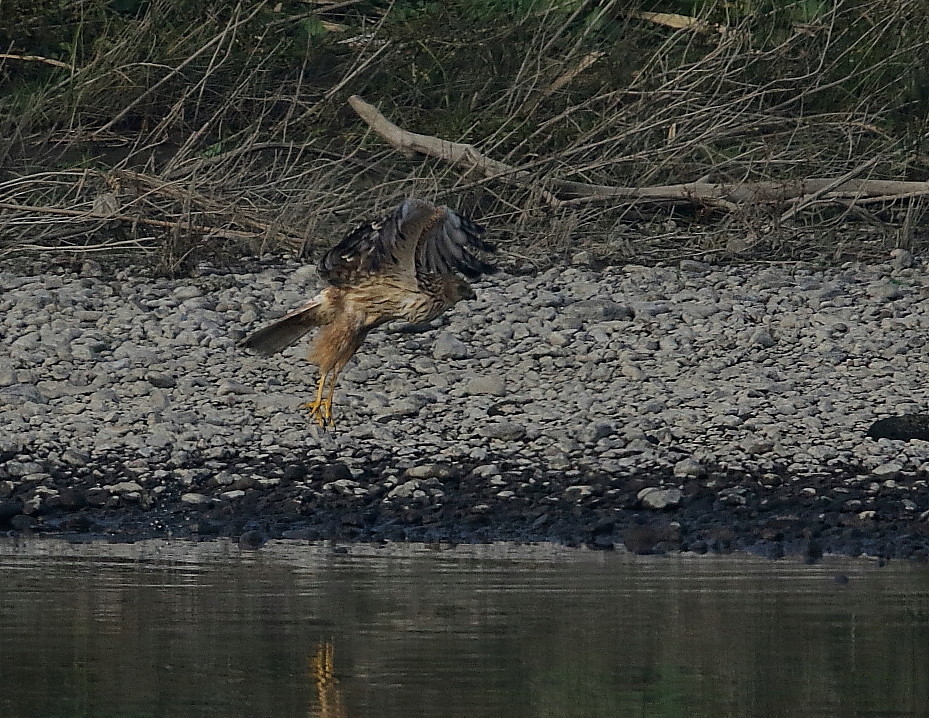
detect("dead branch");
top-left (0, 53), bottom-right (74, 71)
top-left (629, 11), bottom-right (721, 34)
top-left (348, 95), bottom-right (929, 212)
top-left (779, 155), bottom-right (883, 222)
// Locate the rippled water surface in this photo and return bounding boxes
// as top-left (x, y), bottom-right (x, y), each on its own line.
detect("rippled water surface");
top-left (1, 539), bottom-right (928, 717)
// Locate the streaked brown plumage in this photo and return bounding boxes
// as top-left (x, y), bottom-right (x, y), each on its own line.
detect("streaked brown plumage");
top-left (240, 198), bottom-right (495, 426)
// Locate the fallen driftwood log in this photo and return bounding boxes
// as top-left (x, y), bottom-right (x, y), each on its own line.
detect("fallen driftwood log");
top-left (348, 94), bottom-right (929, 214)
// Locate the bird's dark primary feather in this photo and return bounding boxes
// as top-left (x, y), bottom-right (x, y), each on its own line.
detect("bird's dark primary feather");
top-left (317, 198), bottom-right (494, 286)
top-left (417, 209), bottom-right (495, 279)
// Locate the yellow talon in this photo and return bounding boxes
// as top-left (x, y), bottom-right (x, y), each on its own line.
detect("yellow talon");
top-left (305, 397), bottom-right (334, 428)
top-left (304, 371), bottom-right (335, 427)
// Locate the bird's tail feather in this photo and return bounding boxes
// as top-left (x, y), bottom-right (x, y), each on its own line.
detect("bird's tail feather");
top-left (239, 300), bottom-right (325, 356)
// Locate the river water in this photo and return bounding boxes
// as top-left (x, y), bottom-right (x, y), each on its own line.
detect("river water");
top-left (1, 539), bottom-right (927, 717)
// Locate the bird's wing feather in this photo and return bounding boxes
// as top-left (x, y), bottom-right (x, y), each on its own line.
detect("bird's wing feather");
top-left (317, 214), bottom-right (403, 286)
top-left (238, 291), bottom-right (336, 356)
top-left (415, 208), bottom-right (495, 279)
top-left (318, 199), bottom-right (494, 287)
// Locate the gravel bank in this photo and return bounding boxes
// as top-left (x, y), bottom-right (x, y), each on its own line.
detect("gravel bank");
top-left (2, 253), bottom-right (929, 560)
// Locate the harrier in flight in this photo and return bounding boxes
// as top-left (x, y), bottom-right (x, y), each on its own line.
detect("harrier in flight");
top-left (240, 198), bottom-right (495, 427)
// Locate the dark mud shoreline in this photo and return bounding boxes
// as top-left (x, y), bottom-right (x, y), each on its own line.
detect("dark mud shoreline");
top-left (3, 447), bottom-right (928, 563)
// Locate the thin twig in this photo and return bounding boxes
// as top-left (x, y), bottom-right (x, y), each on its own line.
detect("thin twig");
top-left (0, 53), bottom-right (74, 71)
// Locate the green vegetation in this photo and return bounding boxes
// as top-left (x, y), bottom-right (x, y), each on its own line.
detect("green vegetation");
top-left (1, 0), bottom-right (928, 272)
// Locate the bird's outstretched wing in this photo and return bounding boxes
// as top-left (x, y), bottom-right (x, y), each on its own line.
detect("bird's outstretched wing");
top-left (238, 293), bottom-right (331, 356)
top-left (317, 198), bottom-right (494, 287)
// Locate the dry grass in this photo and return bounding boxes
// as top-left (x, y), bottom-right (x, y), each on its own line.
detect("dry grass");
top-left (1, 0), bottom-right (928, 272)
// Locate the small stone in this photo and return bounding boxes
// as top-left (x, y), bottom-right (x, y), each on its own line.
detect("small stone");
top-left (718, 488), bottom-right (748, 506)
top-left (148, 373), bottom-right (177, 389)
top-left (58, 488), bottom-right (86, 510)
top-left (472, 464), bottom-right (501, 478)
top-left (221, 490), bottom-right (246, 500)
top-left (872, 462), bottom-right (902, 480)
top-left (238, 530), bottom-right (266, 550)
top-left (479, 422), bottom-right (526, 441)
top-left (22, 494), bottom-right (46, 516)
top-left (80, 260), bottom-right (103, 277)
top-left (867, 281), bottom-right (903, 301)
top-left (109, 481), bottom-right (143, 494)
top-left (891, 249), bottom-right (914, 270)
top-left (217, 379), bottom-right (253, 396)
top-left (581, 422), bottom-right (613, 443)
top-left (638, 487), bottom-right (683, 510)
top-left (375, 397), bottom-right (426, 421)
top-left (406, 463), bottom-right (458, 480)
top-left (180, 492), bottom-right (210, 505)
top-left (464, 375), bottom-right (507, 396)
top-left (673, 458), bottom-right (705, 479)
top-left (174, 286), bottom-right (202, 300)
top-left (742, 437), bottom-right (774, 454)
top-left (679, 259), bottom-right (709, 272)
top-left (283, 464), bottom-right (308, 480)
top-left (716, 414), bottom-right (744, 427)
top-left (563, 485), bottom-right (594, 500)
top-left (85, 487), bottom-right (110, 507)
top-left (323, 479), bottom-right (360, 494)
top-left (571, 250), bottom-right (592, 265)
top-left (61, 449), bottom-right (90, 466)
top-left (432, 334), bottom-right (469, 360)
top-left (750, 328), bottom-right (776, 348)
top-left (622, 525), bottom-right (660, 555)
top-left (4, 461), bottom-right (43, 478)
top-left (388, 480), bottom-right (425, 499)
top-left (0, 385), bottom-right (46, 404)
top-left (322, 463), bottom-right (352, 481)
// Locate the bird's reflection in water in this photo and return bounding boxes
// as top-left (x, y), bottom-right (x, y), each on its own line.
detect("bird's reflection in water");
top-left (309, 642), bottom-right (349, 718)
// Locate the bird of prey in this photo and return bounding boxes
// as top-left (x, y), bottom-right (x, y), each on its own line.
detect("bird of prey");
top-left (240, 198), bottom-right (495, 427)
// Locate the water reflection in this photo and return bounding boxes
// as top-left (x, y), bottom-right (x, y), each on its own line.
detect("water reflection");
top-left (310, 642), bottom-right (348, 718)
top-left (0, 539), bottom-right (928, 718)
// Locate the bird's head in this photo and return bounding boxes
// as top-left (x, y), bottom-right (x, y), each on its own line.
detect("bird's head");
top-left (441, 275), bottom-right (476, 304)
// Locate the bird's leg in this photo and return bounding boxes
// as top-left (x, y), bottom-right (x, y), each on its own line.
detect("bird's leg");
top-left (304, 370), bottom-right (331, 427)
top-left (322, 368), bottom-right (342, 427)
